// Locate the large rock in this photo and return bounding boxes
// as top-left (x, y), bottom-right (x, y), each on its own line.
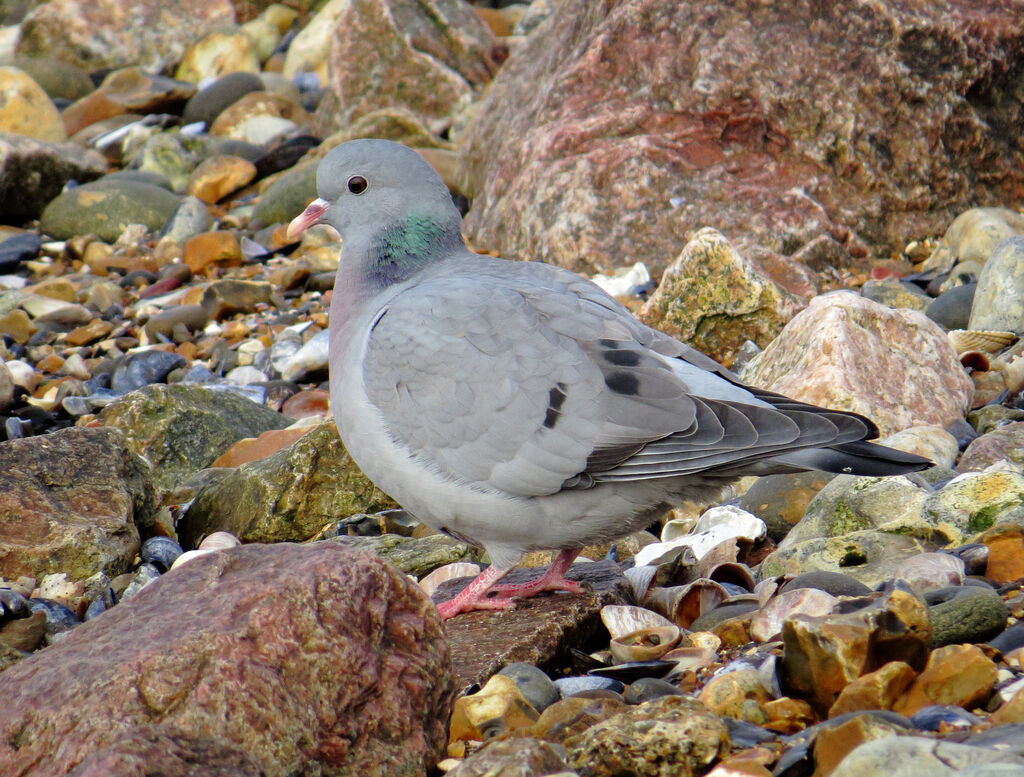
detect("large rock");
top-left (970, 236), bottom-right (1024, 334)
top-left (460, 0), bottom-right (1024, 276)
top-left (41, 179), bottom-right (183, 242)
top-left (740, 292), bottom-right (974, 436)
top-left (638, 227), bottom-right (803, 365)
top-left (312, 0), bottom-right (500, 137)
top-left (0, 427), bottom-right (155, 582)
top-left (177, 422), bottom-right (394, 546)
top-left (0, 66), bottom-right (65, 142)
top-left (98, 383), bottom-right (290, 493)
top-left (0, 543), bottom-right (454, 777)
top-left (17, 0), bottom-right (238, 72)
top-left (0, 132), bottom-right (106, 226)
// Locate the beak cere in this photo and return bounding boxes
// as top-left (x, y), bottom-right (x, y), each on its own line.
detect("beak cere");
top-left (287, 198), bottom-right (329, 240)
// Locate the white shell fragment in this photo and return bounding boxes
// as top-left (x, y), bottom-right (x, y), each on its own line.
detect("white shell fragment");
top-left (600, 604), bottom-right (675, 640)
top-left (418, 563), bottom-right (482, 597)
top-left (635, 506), bottom-right (766, 568)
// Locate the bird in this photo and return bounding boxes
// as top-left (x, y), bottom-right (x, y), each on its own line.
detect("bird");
top-left (287, 139), bottom-right (930, 620)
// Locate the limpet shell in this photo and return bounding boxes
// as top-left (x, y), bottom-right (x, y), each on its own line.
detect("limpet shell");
top-left (609, 625), bottom-right (681, 663)
top-left (418, 562), bottom-right (481, 596)
top-left (198, 531), bottom-right (241, 551)
top-left (948, 329), bottom-right (1017, 355)
top-left (600, 604), bottom-right (675, 640)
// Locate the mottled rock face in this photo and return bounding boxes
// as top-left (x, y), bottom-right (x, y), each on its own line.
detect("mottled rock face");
top-left (98, 383), bottom-right (290, 493)
top-left (460, 0), bottom-right (1024, 276)
top-left (740, 292), bottom-right (974, 436)
top-left (313, 0), bottom-right (500, 136)
top-left (17, 0), bottom-right (238, 72)
top-left (0, 543), bottom-right (455, 777)
top-left (0, 426), bottom-right (154, 581)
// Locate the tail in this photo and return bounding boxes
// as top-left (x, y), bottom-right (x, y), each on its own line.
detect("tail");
top-left (769, 439), bottom-right (932, 476)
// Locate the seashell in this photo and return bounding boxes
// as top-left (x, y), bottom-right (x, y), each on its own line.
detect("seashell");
top-left (703, 561), bottom-right (756, 592)
top-left (635, 506), bottom-right (765, 568)
top-left (418, 563), bottom-right (481, 597)
top-left (624, 565), bottom-right (658, 603)
top-left (198, 531), bottom-right (241, 551)
top-left (140, 536), bottom-right (184, 572)
top-left (589, 659), bottom-right (676, 683)
top-left (645, 579), bottom-right (729, 628)
top-left (697, 538), bottom-right (740, 571)
top-left (909, 704), bottom-right (983, 732)
top-left (661, 515), bottom-right (697, 542)
top-left (609, 625), bottom-right (681, 663)
top-left (661, 646), bottom-right (717, 675)
top-left (170, 549), bottom-right (213, 569)
top-left (600, 604), bottom-right (675, 640)
top-left (689, 632), bottom-right (721, 651)
top-left (755, 578), bottom-right (780, 607)
top-left (959, 350), bottom-right (990, 371)
top-left (948, 329), bottom-right (1017, 355)
top-left (749, 588), bottom-right (838, 643)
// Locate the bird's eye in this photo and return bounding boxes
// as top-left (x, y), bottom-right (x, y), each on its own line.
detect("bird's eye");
top-left (347, 175), bottom-right (368, 194)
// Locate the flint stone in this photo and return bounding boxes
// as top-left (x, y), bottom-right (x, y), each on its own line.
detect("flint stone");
top-left (0, 543), bottom-right (454, 777)
top-left (177, 422), bottom-right (394, 545)
top-left (0, 133), bottom-right (105, 225)
top-left (0, 427), bottom-right (155, 581)
top-left (98, 383), bottom-right (290, 493)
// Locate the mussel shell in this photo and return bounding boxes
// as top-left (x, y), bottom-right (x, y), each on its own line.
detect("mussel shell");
top-left (0, 588), bottom-right (31, 621)
top-left (140, 536), bottom-right (184, 572)
top-left (600, 604), bottom-right (675, 640)
top-left (589, 659), bottom-right (677, 683)
top-left (909, 704), bottom-right (982, 732)
top-left (27, 597), bottom-right (80, 636)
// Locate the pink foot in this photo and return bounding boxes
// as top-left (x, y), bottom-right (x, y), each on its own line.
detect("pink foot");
top-left (490, 549), bottom-right (585, 598)
top-left (436, 549), bottom-right (586, 620)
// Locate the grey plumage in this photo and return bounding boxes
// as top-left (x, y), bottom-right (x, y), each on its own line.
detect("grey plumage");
top-left (289, 139), bottom-right (929, 617)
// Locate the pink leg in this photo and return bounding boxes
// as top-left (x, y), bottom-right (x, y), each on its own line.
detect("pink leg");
top-left (489, 549), bottom-right (586, 598)
top-left (435, 549), bottom-right (587, 620)
top-left (435, 565), bottom-right (513, 620)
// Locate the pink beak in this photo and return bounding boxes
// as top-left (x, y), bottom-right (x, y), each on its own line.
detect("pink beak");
top-left (287, 197), bottom-right (329, 240)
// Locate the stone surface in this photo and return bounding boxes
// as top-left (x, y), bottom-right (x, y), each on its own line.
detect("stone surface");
top-left (461, 1), bottom-right (1024, 277)
top-left (64, 725), bottom-right (264, 777)
top-left (638, 227), bottom-right (803, 366)
top-left (0, 133), bottom-right (106, 226)
top-left (740, 292), bottom-right (973, 436)
top-left (446, 738), bottom-right (570, 777)
top-left (739, 471), bottom-right (834, 543)
top-left (828, 661), bottom-right (917, 718)
top-left (983, 523), bottom-right (1024, 584)
top-left (175, 28), bottom-right (261, 83)
top-left (450, 674), bottom-right (539, 742)
top-left (927, 585), bottom-right (1009, 647)
top-left (924, 470), bottom-right (1024, 534)
top-left (438, 560), bottom-right (633, 688)
top-left (0, 66), bottom-right (65, 141)
top-left (893, 643), bottom-right (997, 716)
top-left (970, 236), bottom-right (1024, 334)
top-left (812, 713), bottom-right (911, 777)
top-left (0, 426), bottom-right (155, 581)
top-left (781, 586), bottom-right (931, 711)
top-left (98, 383), bottom-right (290, 493)
top-left (830, 736), bottom-right (1024, 777)
top-left (960, 423), bottom-right (1024, 472)
top-left (41, 179), bottom-right (182, 243)
top-left (325, 533), bottom-right (484, 579)
top-left (924, 207), bottom-right (1024, 273)
top-left (564, 694), bottom-right (728, 777)
top-left (313, 0), bottom-right (500, 136)
top-left (17, 0), bottom-right (238, 72)
top-left (0, 543), bottom-right (454, 777)
top-left (697, 669), bottom-right (770, 724)
top-left (178, 422), bottom-right (394, 545)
